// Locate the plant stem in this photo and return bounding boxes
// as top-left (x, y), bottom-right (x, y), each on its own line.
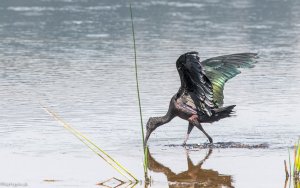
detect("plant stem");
top-left (41, 104), bottom-right (138, 182)
top-left (285, 160), bottom-right (290, 179)
top-left (129, 3), bottom-right (148, 179)
top-left (130, 4), bottom-right (144, 144)
top-left (288, 147), bottom-right (292, 179)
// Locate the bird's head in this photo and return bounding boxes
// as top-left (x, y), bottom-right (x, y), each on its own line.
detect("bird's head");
top-left (176, 51), bottom-right (200, 70)
top-left (144, 117), bottom-right (159, 145)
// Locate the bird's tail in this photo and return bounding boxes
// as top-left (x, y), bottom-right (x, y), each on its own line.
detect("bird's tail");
top-left (204, 105), bottom-right (236, 123)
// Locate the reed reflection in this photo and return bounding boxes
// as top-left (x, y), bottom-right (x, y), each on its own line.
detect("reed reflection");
top-left (147, 148), bottom-right (233, 188)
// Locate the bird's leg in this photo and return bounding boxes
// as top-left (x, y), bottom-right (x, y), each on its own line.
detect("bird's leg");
top-left (197, 148), bottom-right (213, 166)
top-left (182, 123), bottom-right (194, 146)
top-left (188, 115), bottom-right (213, 144)
top-left (194, 122), bottom-right (213, 144)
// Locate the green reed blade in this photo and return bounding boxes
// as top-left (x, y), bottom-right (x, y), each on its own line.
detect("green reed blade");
top-left (129, 3), bottom-right (148, 177)
top-left (296, 140), bottom-right (300, 172)
top-left (130, 3), bottom-right (145, 147)
top-left (41, 104), bottom-right (138, 182)
top-left (289, 147), bottom-right (292, 179)
top-left (294, 143), bottom-right (298, 176)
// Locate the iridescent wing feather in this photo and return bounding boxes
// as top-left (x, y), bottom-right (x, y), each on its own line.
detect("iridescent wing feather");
top-left (201, 53), bottom-right (258, 107)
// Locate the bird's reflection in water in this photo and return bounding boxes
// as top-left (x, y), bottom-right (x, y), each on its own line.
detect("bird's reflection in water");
top-left (147, 148), bottom-right (233, 188)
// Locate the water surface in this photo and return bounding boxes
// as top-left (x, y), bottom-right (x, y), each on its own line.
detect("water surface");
top-left (1, 0), bottom-right (300, 187)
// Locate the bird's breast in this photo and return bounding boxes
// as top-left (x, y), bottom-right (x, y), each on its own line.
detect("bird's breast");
top-left (175, 97), bottom-right (198, 120)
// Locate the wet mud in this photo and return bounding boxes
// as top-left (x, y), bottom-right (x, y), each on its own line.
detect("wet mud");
top-left (166, 142), bottom-right (269, 149)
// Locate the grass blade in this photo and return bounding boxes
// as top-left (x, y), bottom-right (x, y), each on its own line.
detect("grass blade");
top-left (41, 104), bottom-right (138, 182)
top-left (289, 147), bottom-right (292, 179)
top-left (129, 3), bottom-right (149, 178)
top-left (296, 139), bottom-right (300, 177)
top-left (130, 3), bottom-right (145, 147)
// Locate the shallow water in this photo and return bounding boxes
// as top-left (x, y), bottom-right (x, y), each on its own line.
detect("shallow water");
top-left (1, 0), bottom-right (300, 187)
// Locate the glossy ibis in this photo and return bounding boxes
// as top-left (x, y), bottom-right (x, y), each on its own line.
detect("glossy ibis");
top-left (145, 52), bottom-right (258, 145)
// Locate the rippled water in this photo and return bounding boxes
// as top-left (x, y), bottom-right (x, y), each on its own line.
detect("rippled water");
top-left (1, 0), bottom-right (300, 187)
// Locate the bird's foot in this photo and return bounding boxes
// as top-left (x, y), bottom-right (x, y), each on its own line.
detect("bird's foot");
top-left (208, 137), bottom-right (213, 144)
top-left (206, 140), bottom-right (213, 148)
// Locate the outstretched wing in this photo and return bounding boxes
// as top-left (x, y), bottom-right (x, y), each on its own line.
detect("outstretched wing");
top-left (201, 53), bottom-right (258, 107)
top-left (176, 52), bottom-right (214, 116)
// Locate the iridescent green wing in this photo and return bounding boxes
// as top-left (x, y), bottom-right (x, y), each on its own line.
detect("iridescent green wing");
top-left (201, 53), bottom-right (258, 107)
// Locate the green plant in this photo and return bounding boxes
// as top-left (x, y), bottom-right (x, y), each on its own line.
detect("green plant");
top-left (294, 139), bottom-right (300, 179)
top-left (286, 139), bottom-right (300, 188)
top-left (129, 3), bottom-right (149, 181)
top-left (41, 104), bottom-right (138, 182)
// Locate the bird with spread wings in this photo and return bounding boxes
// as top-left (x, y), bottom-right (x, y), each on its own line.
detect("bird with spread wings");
top-left (145, 52), bottom-right (258, 145)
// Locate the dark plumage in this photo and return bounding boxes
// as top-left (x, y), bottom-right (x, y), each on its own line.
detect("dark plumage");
top-left (145, 52), bottom-right (258, 145)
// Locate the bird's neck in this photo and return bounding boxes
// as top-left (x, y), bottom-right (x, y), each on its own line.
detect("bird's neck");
top-left (155, 110), bottom-right (174, 126)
